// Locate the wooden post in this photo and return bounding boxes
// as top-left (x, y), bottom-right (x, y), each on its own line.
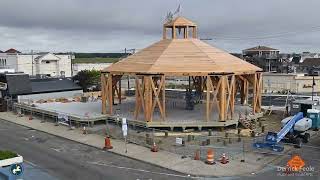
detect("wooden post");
top-left (163, 26), bottom-right (167, 39)
top-left (240, 77), bottom-right (248, 105)
top-left (144, 76), bottom-right (153, 122)
top-left (206, 75), bottom-right (210, 121)
top-left (162, 76), bottom-right (166, 119)
top-left (134, 76), bottom-right (141, 119)
top-left (252, 74), bottom-right (257, 114)
top-left (192, 27), bottom-right (197, 38)
top-left (219, 76), bottom-right (227, 121)
top-left (101, 74), bottom-right (107, 114)
top-left (118, 77), bottom-right (122, 104)
top-left (186, 26), bottom-right (189, 39)
top-left (107, 74), bottom-right (113, 114)
top-left (226, 75), bottom-right (235, 119)
top-left (254, 73), bottom-right (262, 113)
top-left (172, 26), bottom-right (176, 39)
top-left (258, 73), bottom-right (262, 112)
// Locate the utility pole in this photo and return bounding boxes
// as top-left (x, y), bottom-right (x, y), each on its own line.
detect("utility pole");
top-left (31, 50), bottom-right (34, 76)
top-left (70, 52), bottom-right (74, 77)
top-left (312, 68), bottom-right (315, 101)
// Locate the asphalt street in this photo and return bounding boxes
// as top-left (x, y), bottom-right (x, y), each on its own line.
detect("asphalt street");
top-left (0, 120), bottom-right (191, 180)
top-left (1, 118), bottom-right (319, 180)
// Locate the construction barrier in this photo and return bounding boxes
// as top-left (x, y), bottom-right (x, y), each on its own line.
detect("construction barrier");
top-left (206, 149), bottom-right (215, 165)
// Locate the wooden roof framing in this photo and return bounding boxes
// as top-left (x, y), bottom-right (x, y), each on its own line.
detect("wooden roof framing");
top-left (102, 39), bottom-right (262, 76)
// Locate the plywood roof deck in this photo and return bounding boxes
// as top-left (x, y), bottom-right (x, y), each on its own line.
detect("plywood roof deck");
top-left (102, 16), bottom-right (261, 76)
top-left (102, 38), bottom-right (261, 76)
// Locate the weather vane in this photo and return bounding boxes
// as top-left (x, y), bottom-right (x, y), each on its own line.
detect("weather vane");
top-left (165, 4), bottom-right (181, 23)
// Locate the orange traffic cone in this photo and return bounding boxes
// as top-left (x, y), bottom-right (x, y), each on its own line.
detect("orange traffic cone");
top-left (220, 153), bottom-right (229, 164)
top-left (194, 150), bottom-right (200, 160)
top-left (206, 149), bottom-right (215, 165)
top-left (83, 126), bottom-right (87, 134)
top-left (103, 136), bottom-right (113, 150)
top-left (28, 115), bottom-right (33, 120)
top-left (151, 142), bottom-right (158, 152)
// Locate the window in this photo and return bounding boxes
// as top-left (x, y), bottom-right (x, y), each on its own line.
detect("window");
top-left (60, 71), bottom-right (65, 76)
top-left (45, 61), bottom-right (50, 64)
top-left (4, 59), bottom-right (6, 66)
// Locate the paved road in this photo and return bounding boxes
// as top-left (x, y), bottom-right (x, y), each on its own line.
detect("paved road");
top-left (0, 120), bottom-right (191, 180)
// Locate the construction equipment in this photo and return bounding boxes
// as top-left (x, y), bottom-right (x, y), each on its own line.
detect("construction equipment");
top-left (253, 112), bottom-right (312, 152)
top-left (307, 109), bottom-right (320, 130)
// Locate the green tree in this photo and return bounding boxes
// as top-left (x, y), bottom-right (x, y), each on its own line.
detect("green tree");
top-left (73, 70), bottom-right (100, 91)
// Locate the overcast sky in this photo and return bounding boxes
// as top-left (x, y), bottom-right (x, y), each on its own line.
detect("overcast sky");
top-left (0, 0), bottom-right (319, 53)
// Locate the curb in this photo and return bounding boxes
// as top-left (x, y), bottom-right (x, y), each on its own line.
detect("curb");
top-left (0, 118), bottom-right (203, 178)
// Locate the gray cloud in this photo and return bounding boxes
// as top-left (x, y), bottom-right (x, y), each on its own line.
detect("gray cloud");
top-left (0, 0), bottom-right (319, 53)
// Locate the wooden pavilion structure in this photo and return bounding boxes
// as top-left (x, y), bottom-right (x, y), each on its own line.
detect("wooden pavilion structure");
top-left (101, 16), bottom-right (262, 125)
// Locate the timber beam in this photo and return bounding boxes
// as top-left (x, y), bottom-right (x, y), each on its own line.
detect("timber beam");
top-left (134, 75), bottom-right (166, 122)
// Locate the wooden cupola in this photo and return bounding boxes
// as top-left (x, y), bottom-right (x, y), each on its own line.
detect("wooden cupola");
top-left (163, 16), bottom-right (197, 39)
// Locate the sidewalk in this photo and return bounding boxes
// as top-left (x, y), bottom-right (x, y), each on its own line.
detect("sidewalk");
top-left (0, 112), bottom-right (276, 177)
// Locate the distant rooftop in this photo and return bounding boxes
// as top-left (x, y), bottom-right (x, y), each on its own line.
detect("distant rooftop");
top-left (30, 78), bottom-right (82, 94)
top-left (243, 46), bottom-right (279, 52)
top-left (301, 58), bottom-right (320, 67)
top-left (0, 72), bottom-right (82, 95)
top-left (5, 48), bottom-right (21, 54)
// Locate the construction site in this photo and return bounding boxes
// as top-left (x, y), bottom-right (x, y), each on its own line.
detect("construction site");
top-left (3, 16), bottom-right (319, 178)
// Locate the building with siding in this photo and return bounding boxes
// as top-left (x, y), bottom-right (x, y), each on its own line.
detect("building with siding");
top-left (0, 49), bottom-right (73, 77)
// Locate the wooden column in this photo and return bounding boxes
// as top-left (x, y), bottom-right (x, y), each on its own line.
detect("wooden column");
top-left (107, 74), bottom-right (113, 114)
top-left (206, 75), bottom-right (211, 121)
top-left (240, 76), bottom-right (248, 105)
top-left (192, 27), bottom-right (197, 38)
top-left (134, 76), bottom-right (143, 120)
top-left (206, 76), bottom-right (222, 122)
top-left (162, 76), bottom-right (166, 119)
top-left (101, 73), bottom-right (107, 114)
top-left (150, 75), bottom-right (166, 121)
top-left (185, 26), bottom-right (189, 38)
top-left (172, 26), bottom-right (176, 39)
top-left (143, 76), bottom-right (153, 122)
top-left (118, 78), bottom-right (122, 104)
top-left (252, 73), bottom-right (262, 113)
top-left (226, 75), bottom-right (235, 119)
top-left (163, 26), bottom-right (167, 39)
top-left (219, 76), bottom-right (227, 121)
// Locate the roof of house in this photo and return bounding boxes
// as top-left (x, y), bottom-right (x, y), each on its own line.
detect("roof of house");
top-left (30, 78), bottom-right (82, 93)
top-left (0, 50), bottom-right (3, 53)
top-left (34, 53), bottom-right (61, 61)
top-left (0, 73), bottom-right (82, 95)
top-left (301, 58), bottom-right (320, 67)
top-left (103, 38), bottom-right (261, 76)
top-left (5, 48), bottom-right (21, 53)
top-left (243, 46), bottom-right (278, 52)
